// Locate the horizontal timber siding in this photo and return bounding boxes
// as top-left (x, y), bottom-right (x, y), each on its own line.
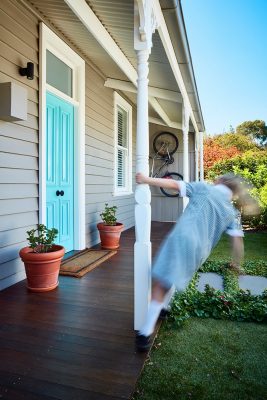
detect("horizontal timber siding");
top-left (0, 0), bottom-right (136, 289)
top-left (0, 0), bottom-right (39, 290)
top-left (84, 66), bottom-right (136, 248)
top-left (150, 124), bottom-right (195, 222)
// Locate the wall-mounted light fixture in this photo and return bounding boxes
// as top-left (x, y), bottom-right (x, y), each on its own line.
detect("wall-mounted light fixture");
top-left (19, 62), bottom-right (34, 80)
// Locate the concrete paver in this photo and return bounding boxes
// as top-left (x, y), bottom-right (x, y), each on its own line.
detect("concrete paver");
top-left (197, 272), bottom-right (224, 292)
top-left (238, 275), bottom-right (267, 295)
top-left (197, 272), bottom-right (267, 295)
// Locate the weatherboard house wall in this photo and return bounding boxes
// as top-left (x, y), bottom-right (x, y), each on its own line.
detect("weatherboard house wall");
top-left (0, 0), bottom-right (204, 307)
top-left (0, 1), bottom-right (40, 290)
top-left (150, 124), bottom-right (195, 222)
top-left (0, 0), bottom-right (137, 290)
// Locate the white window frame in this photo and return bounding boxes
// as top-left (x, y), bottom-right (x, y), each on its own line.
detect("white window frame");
top-left (113, 92), bottom-right (132, 196)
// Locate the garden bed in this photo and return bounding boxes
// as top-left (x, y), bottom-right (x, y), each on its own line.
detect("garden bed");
top-left (170, 260), bottom-right (267, 325)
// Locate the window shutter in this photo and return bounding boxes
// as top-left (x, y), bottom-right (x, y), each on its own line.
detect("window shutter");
top-left (117, 149), bottom-right (126, 187)
top-left (117, 107), bottom-right (128, 188)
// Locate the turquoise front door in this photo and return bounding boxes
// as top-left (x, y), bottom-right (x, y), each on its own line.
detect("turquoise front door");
top-left (46, 92), bottom-right (74, 252)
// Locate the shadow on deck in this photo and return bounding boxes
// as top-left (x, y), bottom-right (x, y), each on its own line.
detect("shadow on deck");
top-left (0, 222), bottom-right (174, 400)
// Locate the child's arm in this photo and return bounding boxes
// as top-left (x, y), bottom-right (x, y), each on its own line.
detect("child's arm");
top-left (226, 209), bottom-right (244, 272)
top-left (136, 172), bottom-right (182, 192)
top-left (230, 236), bottom-right (244, 268)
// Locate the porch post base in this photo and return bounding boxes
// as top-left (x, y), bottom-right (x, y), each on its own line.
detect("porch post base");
top-left (134, 242), bottom-right (152, 330)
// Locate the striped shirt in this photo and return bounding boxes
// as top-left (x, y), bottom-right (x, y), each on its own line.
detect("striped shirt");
top-left (152, 182), bottom-right (243, 291)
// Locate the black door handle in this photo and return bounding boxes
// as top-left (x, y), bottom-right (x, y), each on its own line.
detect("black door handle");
top-left (56, 190), bottom-right (64, 196)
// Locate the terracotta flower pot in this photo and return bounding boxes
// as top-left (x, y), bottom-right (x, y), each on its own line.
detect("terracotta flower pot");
top-left (97, 222), bottom-right (124, 250)
top-left (19, 245), bottom-right (65, 292)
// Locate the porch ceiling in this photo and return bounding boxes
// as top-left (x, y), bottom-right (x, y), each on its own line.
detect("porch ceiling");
top-left (27, 0), bottom-right (204, 131)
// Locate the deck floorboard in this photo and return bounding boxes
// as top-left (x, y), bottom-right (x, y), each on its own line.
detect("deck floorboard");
top-left (0, 222), bottom-right (174, 400)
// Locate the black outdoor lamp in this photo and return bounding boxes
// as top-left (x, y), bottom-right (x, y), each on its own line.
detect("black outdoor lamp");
top-left (19, 62), bottom-right (34, 80)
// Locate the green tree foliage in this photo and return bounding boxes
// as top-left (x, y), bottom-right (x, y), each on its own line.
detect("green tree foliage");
top-left (203, 132), bottom-right (258, 177)
top-left (228, 124), bottom-right (235, 133)
top-left (236, 120), bottom-right (267, 146)
top-left (207, 150), bottom-right (267, 227)
top-left (212, 132), bottom-right (259, 152)
top-left (205, 124), bottom-right (267, 228)
top-left (206, 150), bottom-right (267, 186)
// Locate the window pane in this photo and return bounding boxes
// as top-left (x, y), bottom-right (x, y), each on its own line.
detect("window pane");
top-left (117, 107), bottom-right (127, 148)
top-left (117, 149), bottom-right (126, 188)
top-left (46, 50), bottom-right (72, 97)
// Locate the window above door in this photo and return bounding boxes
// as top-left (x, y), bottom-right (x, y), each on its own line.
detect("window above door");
top-left (46, 50), bottom-right (73, 97)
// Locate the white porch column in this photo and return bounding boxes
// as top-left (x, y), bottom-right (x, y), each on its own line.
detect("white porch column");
top-left (199, 131), bottom-right (204, 181)
top-left (195, 132), bottom-right (199, 181)
top-left (182, 101), bottom-right (190, 208)
top-left (134, 0), bottom-right (158, 330)
top-left (134, 48), bottom-right (152, 331)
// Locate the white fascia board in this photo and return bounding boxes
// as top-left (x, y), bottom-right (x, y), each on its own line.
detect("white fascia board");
top-left (64, 0), bottom-right (137, 84)
top-left (175, 3), bottom-right (205, 131)
top-left (105, 79), bottom-right (137, 94)
top-left (64, 0), bottom-right (172, 127)
top-left (105, 78), bottom-right (182, 127)
top-left (105, 78), bottom-right (182, 103)
top-left (148, 96), bottom-right (172, 126)
top-left (150, 87), bottom-right (182, 103)
top-left (153, 0), bottom-right (199, 133)
top-left (149, 117), bottom-right (182, 130)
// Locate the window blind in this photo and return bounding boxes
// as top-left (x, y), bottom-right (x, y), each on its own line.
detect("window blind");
top-left (117, 107), bottom-right (128, 188)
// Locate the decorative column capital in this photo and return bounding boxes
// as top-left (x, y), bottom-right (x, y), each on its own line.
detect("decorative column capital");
top-left (134, 0), bottom-right (159, 51)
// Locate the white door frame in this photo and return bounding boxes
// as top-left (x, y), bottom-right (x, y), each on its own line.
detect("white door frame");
top-left (39, 23), bottom-right (85, 250)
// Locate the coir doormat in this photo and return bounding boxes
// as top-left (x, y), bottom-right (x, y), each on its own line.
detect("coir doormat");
top-left (60, 249), bottom-right (117, 278)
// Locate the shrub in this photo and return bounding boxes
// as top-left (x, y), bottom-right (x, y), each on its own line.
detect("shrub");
top-left (203, 133), bottom-right (259, 174)
top-left (26, 224), bottom-right (58, 253)
top-left (169, 260), bottom-right (267, 325)
top-left (100, 203), bottom-right (117, 225)
top-left (206, 150), bottom-right (267, 228)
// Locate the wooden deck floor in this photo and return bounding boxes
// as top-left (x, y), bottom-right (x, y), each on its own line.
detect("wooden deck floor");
top-left (0, 222), bottom-right (174, 400)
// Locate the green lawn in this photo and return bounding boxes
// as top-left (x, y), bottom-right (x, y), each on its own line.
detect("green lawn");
top-left (133, 232), bottom-right (267, 400)
top-left (209, 232), bottom-right (267, 261)
top-left (133, 319), bottom-right (267, 400)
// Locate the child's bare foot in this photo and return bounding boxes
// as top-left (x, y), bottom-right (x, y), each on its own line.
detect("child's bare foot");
top-left (229, 263), bottom-right (245, 275)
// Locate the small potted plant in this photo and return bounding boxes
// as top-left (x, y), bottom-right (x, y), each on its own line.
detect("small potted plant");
top-left (97, 203), bottom-right (124, 249)
top-left (19, 224), bottom-right (65, 292)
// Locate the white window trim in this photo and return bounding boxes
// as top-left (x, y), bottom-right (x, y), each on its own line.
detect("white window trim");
top-left (113, 92), bottom-right (133, 196)
top-left (39, 22), bottom-right (85, 250)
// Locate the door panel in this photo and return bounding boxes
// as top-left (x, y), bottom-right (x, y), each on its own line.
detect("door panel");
top-left (46, 92), bottom-right (74, 252)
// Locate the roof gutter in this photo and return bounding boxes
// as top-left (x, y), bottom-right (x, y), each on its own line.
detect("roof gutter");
top-left (160, 0), bottom-right (205, 131)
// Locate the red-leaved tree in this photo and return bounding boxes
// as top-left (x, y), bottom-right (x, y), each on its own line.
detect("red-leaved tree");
top-left (204, 138), bottom-right (241, 172)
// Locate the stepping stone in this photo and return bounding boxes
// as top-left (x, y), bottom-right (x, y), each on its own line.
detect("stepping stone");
top-left (238, 275), bottom-right (267, 295)
top-left (197, 272), bottom-right (224, 292)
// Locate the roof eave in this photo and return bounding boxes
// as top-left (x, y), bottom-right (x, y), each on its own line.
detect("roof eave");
top-left (160, 0), bottom-right (205, 131)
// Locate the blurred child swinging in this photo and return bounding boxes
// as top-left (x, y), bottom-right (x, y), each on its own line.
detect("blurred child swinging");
top-left (135, 172), bottom-right (259, 351)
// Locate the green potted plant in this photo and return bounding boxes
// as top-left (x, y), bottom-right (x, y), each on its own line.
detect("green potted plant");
top-left (97, 203), bottom-right (124, 249)
top-left (19, 224), bottom-right (65, 292)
